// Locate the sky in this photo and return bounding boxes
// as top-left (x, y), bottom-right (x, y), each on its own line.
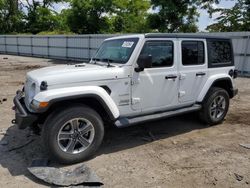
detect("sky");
top-left (52, 0), bottom-right (237, 32)
top-left (198, 0), bottom-right (236, 31)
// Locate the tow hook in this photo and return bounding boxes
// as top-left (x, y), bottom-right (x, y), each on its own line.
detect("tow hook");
top-left (12, 119), bottom-right (16, 124)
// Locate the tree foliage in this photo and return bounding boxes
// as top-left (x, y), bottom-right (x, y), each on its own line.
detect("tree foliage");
top-left (207, 0), bottom-right (250, 31)
top-left (21, 0), bottom-right (66, 34)
top-left (0, 0), bottom-right (249, 34)
top-left (64, 0), bottom-right (113, 34)
top-left (110, 0), bottom-right (150, 33)
top-left (148, 0), bottom-right (199, 32)
top-left (0, 0), bottom-right (24, 34)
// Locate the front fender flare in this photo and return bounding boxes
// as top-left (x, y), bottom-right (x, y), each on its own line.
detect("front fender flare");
top-left (33, 86), bottom-right (120, 120)
top-left (197, 74), bottom-right (233, 102)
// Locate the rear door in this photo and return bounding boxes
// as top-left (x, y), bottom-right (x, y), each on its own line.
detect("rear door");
top-left (178, 39), bottom-right (208, 103)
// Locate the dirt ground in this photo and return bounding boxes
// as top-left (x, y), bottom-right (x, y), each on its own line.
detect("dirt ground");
top-left (0, 54), bottom-right (250, 188)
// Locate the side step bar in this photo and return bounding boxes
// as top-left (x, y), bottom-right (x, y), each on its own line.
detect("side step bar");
top-left (115, 104), bottom-right (202, 128)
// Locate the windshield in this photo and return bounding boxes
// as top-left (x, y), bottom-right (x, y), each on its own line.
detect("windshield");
top-left (93, 38), bottom-right (139, 64)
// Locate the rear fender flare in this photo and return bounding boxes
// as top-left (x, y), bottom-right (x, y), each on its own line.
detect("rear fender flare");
top-left (197, 74), bottom-right (233, 102)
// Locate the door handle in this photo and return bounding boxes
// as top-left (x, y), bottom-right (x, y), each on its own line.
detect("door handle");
top-left (165, 75), bottom-right (177, 80)
top-left (196, 72), bottom-right (206, 76)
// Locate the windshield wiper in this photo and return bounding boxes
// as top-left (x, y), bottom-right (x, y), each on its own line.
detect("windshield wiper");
top-left (101, 58), bottom-right (115, 67)
top-left (92, 58), bottom-right (118, 67)
top-left (92, 58), bottom-right (101, 64)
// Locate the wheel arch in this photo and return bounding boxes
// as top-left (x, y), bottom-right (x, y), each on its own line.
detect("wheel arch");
top-left (210, 78), bottom-right (233, 98)
top-left (33, 86), bottom-right (119, 124)
top-left (38, 95), bottom-right (117, 125)
top-left (197, 76), bottom-right (234, 102)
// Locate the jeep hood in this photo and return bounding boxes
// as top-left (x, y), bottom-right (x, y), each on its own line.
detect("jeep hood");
top-left (27, 63), bottom-right (127, 86)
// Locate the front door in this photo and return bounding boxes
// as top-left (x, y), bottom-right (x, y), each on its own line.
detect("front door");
top-left (131, 39), bottom-right (179, 113)
top-left (178, 39), bottom-right (208, 103)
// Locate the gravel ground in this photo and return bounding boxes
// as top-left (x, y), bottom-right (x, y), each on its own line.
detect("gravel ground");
top-left (0, 55), bottom-right (250, 188)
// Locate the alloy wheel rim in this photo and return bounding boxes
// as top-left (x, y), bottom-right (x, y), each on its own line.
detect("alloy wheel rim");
top-left (57, 118), bottom-right (95, 154)
top-left (210, 95), bottom-right (226, 120)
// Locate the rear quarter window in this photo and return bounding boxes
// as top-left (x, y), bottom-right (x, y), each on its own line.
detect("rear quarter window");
top-left (207, 39), bottom-right (234, 68)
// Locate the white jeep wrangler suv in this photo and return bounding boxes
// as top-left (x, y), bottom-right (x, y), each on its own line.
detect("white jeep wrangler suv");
top-left (13, 34), bottom-right (238, 164)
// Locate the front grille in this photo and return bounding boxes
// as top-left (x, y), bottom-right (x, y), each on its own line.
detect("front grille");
top-left (24, 78), bottom-right (33, 110)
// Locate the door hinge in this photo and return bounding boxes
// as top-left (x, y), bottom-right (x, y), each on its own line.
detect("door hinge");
top-left (179, 73), bottom-right (186, 80)
top-left (178, 91), bottom-right (186, 98)
top-left (132, 98), bottom-right (140, 105)
top-left (131, 79), bottom-right (140, 85)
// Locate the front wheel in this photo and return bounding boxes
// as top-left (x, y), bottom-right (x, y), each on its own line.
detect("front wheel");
top-left (200, 87), bottom-right (230, 125)
top-left (42, 105), bottom-right (104, 164)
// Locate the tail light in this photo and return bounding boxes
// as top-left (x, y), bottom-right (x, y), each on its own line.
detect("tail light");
top-left (233, 69), bottom-right (238, 78)
top-left (229, 69), bottom-right (238, 79)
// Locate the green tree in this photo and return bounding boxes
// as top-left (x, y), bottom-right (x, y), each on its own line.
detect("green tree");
top-left (207, 0), bottom-right (250, 32)
top-left (0, 0), bottom-right (24, 34)
top-left (21, 0), bottom-right (65, 34)
top-left (65, 0), bottom-right (112, 34)
top-left (110, 0), bottom-right (150, 33)
top-left (147, 0), bottom-right (199, 33)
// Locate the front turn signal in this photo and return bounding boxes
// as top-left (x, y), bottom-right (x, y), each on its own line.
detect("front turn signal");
top-left (39, 102), bottom-right (49, 108)
top-left (31, 99), bottom-right (49, 109)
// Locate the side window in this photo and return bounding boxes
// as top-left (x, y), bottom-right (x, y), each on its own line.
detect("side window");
top-left (182, 41), bottom-right (205, 66)
top-left (207, 39), bottom-right (233, 67)
top-left (140, 41), bottom-right (173, 67)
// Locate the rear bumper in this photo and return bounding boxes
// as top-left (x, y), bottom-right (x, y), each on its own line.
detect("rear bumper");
top-left (13, 90), bottom-right (38, 129)
top-left (232, 88), bottom-right (238, 98)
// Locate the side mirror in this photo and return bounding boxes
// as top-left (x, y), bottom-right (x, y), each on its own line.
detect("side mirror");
top-left (135, 55), bottom-right (152, 72)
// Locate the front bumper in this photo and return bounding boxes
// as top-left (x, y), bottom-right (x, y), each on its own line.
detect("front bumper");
top-left (13, 90), bottom-right (38, 129)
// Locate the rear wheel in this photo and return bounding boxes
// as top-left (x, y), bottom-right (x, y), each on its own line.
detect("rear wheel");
top-left (42, 105), bottom-right (104, 164)
top-left (200, 87), bottom-right (229, 125)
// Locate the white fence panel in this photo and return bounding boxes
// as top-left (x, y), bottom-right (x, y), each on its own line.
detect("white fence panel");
top-left (19, 46), bottom-right (32, 54)
top-left (0, 45), bottom-right (5, 52)
top-left (32, 37), bottom-right (48, 46)
top-left (6, 37), bottom-right (17, 45)
top-left (0, 37), bottom-right (5, 45)
top-left (6, 45), bottom-right (18, 53)
top-left (33, 46), bottom-right (48, 56)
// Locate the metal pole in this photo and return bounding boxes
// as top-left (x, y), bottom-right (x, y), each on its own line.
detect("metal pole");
top-left (242, 35), bottom-right (250, 76)
top-left (47, 36), bottom-right (49, 58)
top-left (17, 36), bottom-right (19, 55)
top-left (4, 36), bottom-right (7, 54)
top-left (88, 35), bottom-right (91, 61)
top-left (31, 36), bottom-right (33, 56)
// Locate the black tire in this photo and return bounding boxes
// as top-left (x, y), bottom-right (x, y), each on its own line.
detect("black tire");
top-left (199, 87), bottom-right (229, 126)
top-left (42, 105), bottom-right (104, 164)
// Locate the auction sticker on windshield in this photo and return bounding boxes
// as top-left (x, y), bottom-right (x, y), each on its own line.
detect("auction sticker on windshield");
top-left (122, 41), bottom-right (134, 48)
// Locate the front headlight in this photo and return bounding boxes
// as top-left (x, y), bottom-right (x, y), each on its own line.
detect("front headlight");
top-left (31, 99), bottom-right (40, 108)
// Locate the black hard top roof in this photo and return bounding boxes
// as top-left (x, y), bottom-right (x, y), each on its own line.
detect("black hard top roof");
top-left (145, 33), bottom-right (231, 40)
